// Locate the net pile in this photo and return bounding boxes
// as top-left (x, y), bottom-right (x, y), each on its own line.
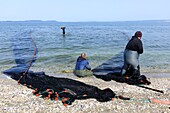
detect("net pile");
top-left (3, 31), bottom-right (116, 106)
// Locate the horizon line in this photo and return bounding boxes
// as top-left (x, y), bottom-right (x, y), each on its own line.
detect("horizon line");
top-left (0, 19), bottom-right (170, 23)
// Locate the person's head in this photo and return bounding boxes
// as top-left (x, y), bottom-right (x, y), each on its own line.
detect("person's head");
top-left (81, 53), bottom-right (86, 59)
top-left (134, 31), bottom-right (142, 39)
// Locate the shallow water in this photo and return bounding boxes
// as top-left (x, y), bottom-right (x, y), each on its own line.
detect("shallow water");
top-left (0, 21), bottom-right (170, 76)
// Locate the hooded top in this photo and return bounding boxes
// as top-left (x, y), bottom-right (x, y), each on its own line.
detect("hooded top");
top-left (75, 56), bottom-right (91, 70)
top-left (125, 36), bottom-right (143, 54)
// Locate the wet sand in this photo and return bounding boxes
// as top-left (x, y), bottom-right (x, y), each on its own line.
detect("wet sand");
top-left (0, 73), bottom-right (170, 113)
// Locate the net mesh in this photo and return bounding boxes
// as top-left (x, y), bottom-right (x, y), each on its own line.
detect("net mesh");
top-left (3, 31), bottom-right (152, 106)
top-left (3, 31), bottom-right (116, 106)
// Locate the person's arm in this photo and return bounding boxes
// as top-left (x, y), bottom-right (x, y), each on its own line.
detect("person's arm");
top-left (137, 40), bottom-right (143, 54)
top-left (85, 61), bottom-right (91, 70)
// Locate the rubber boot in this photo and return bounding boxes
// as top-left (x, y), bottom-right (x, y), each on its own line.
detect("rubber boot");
top-left (131, 69), bottom-right (140, 79)
top-left (121, 64), bottom-right (132, 76)
top-left (121, 68), bottom-right (126, 76)
top-left (137, 65), bottom-right (140, 76)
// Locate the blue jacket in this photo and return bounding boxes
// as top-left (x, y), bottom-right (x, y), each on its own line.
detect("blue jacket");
top-left (75, 56), bottom-right (91, 70)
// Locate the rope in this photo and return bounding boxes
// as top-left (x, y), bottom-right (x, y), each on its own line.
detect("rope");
top-left (136, 85), bottom-right (164, 93)
top-left (18, 31), bottom-right (37, 84)
top-left (23, 32), bottom-right (37, 75)
top-left (112, 95), bottom-right (170, 105)
top-left (149, 98), bottom-right (170, 105)
top-left (114, 30), bottom-right (130, 41)
top-left (112, 95), bottom-right (151, 103)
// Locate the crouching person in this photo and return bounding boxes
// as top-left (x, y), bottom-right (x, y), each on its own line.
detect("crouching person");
top-left (74, 53), bottom-right (93, 77)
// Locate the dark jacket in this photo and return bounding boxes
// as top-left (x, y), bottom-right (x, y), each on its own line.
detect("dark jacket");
top-left (125, 36), bottom-right (143, 54)
top-left (75, 56), bottom-right (91, 70)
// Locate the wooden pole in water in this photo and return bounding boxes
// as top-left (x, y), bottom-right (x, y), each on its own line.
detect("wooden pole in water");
top-left (61, 26), bottom-right (66, 35)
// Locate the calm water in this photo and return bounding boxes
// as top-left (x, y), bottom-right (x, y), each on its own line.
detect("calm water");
top-left (0, 21), bottom-right (170, 76)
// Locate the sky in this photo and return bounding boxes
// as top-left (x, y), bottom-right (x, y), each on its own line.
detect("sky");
top-left (0, 0), bottom-right (170, 22)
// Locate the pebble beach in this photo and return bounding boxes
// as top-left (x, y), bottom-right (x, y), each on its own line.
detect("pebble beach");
top-left (0, 73), bottom-right (169, 113)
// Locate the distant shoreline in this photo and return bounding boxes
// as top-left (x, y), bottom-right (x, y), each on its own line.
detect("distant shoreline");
top-left (0, 19), bottom-right (170, 23)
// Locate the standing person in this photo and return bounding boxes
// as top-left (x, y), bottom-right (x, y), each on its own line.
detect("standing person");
top-left (121, 31), bottom-right (143, 79)
top-left (61, 26), bottom-right (66, 35)
top-left (74, 53), bottom-right (93, 77)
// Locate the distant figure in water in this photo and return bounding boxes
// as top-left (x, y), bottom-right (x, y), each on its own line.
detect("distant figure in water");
top-left (121, 31), bottom-right (143, 79)
top-left (74, 53), bottom-right (93, 77)
top-left (61, 26), bottom-right (66, 35)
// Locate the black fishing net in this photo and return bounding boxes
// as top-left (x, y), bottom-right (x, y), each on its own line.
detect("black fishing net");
top-left (92, 52), bottom-right (151, 85)
top-left (3, 31), bottom-right (116, 106)
top-left (7, 71), bottom-right (116, 105)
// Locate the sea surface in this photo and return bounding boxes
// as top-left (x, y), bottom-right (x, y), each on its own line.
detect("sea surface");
top-left (0, 20), bottom-right (170, 76)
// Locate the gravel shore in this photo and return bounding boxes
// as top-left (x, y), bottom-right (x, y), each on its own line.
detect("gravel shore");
top-left (0, 74), bottom-right (169, 113)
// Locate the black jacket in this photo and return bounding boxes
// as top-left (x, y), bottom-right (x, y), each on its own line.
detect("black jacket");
top-left (125, 36), bottom-right (143, 54)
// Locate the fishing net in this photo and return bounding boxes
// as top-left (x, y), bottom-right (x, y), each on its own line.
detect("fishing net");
top-left (3, 31), bottom-right (116, 106)
top-left (92, 52), bottom-right (151, 85)
top-left (4, 31), bottom-right (37, 75)
top-left (8, 71), bottom-right (116, 106)
top-left (3, 31), bottom-right (154, 106)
